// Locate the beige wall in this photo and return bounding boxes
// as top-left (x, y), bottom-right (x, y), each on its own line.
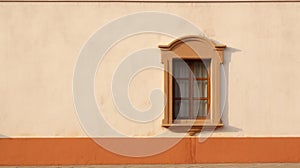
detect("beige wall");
top-left (1, 2), bottom-right (300, 137)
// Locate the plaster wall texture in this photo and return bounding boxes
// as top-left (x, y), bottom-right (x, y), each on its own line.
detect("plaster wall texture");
top-left (0, 2), bottom-right (300, 137)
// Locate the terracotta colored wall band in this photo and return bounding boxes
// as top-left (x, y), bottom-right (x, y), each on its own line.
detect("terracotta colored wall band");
top-left (1, 137), bottom-right (300, 165)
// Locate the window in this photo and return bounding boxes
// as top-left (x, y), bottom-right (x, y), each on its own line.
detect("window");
top-left (159, 36), bottom-right (226, 134)
top-left (173, 59), bottom-right (210, 120)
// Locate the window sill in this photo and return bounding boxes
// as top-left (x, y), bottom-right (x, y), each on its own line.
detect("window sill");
top-left (162, 120), bottom-right (223, 136)
top-left (162, 123), bottom-right (224, 127)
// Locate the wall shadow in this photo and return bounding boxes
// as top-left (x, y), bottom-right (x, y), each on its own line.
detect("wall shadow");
top-left (0, 134), bottom-right (9, 138)
top-left (215, 47), bottom-right (243, 133)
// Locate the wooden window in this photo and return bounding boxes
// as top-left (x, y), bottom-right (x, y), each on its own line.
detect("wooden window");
top-left (173, 59), bottom-right (210, 120)
top-left (159, 36), bottom-right (226, 134)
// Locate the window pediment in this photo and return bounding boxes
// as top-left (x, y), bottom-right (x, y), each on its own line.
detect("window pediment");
top-left (159, 35), bottom-right (226, 63)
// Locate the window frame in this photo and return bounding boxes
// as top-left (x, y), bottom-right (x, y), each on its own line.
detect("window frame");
top-left (159, 36), bottom-right (226, 129)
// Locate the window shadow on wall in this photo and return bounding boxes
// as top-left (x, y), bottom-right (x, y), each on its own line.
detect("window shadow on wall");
top-left (215, 47), bottom-right (243, 133)
top-left (0, 134), bottom-right (9, 138)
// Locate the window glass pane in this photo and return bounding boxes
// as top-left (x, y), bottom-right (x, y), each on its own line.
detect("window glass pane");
top-left (173, 61), bottom-right (189, 78)
top-left (174, 80), bottom-right (189, 98)
top-left (193, 61), bottom-right (208, 78)
top-left (193, 80), bottom-right (208, 98)
top-left (174, 100), bottom-right (189, 119)
top-left (193, 100), bottom-right (208, 118)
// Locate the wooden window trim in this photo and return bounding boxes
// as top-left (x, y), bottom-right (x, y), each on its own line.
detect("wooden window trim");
top-left (159, 35), bottom-right (226, 134)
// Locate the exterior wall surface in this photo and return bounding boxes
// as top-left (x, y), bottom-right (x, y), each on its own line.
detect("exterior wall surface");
top-left (1, 0), bottom-right (300, 165)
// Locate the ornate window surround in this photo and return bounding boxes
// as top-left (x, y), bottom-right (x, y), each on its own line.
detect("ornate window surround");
top-left (159, 35), bottom-right (226, 134)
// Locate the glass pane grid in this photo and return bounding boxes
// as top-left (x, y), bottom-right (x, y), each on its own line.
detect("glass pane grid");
top-left (174, 100), bottom-right (190, 119)
top-left (193, 80), bottom-right (208, 98)
top-left (174, 79), bottom-right (189, 98)
top-left (173, 61), bottom-right (190, 78)
top-left (193, 61), bottom-right (208, 78)
top-left (173, 59), bottom-right (210, 120)
top-left (193, 100), bottom-right (208, 118)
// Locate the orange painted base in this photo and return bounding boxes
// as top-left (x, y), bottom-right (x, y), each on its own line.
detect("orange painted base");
top-left (1, 137), bottom-right (300, 165)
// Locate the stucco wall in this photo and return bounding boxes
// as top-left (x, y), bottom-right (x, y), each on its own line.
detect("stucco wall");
top-left (1, 2), bottom-right (300, 137)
